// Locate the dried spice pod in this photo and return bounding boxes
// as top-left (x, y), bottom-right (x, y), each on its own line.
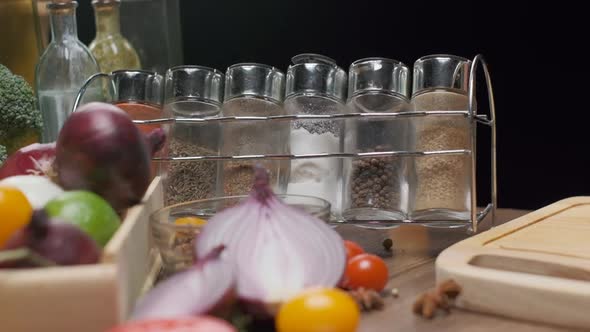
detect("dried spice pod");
top-left (348, 287), bottom-right (385, 311)
top-left (412, 279), bottom-right (462, 319)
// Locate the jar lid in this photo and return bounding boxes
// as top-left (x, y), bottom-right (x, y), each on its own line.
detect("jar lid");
top-left (348, 57), bottom-right (410, 100)
top-left (165, 65), bottom-right (224, 106)
top-left (285, 53), bottom-right (347, 102)
top-left (412, 54), bottom-right (471, 96)
top-left (111, 69), bottom-right (164, 106)
top-left (224, 63), bottom-right (285, 103)
top-left (91, 0), bottom-right (120, 6)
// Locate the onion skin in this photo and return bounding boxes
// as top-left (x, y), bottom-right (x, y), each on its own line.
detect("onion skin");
top-left (131, 246), bottom-right (235, 321)
top-left (0, 142), bottom-right (56, 180)
top-left (195, 167), bottom-right (347, 317)
top-left (55, 102), bottom-right (160, 211)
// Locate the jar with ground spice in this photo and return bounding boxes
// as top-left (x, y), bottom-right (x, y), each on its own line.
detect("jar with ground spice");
top-left (218, 63), bottom-right (288, 196)
top-left (162, 65), bottom-right (224, 205)
top-left (410, 54), bottom-right (473, 223)
top-left (342, 58), bottom-right (412, 223)
top-left (284, 54), bottom-right (348, 215)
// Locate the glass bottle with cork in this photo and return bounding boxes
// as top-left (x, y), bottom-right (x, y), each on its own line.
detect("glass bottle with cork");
top-left (35, 0), bottom-right (101, 143)
top-left (410, 54), bottom-right (473, 223)
top-left (89, 0), bottom-right (141, 73)
top-left (342, 57), bottom-right (412, 224)
top-left (218, 63), bottom-right (288, 196)
top-left (284, 54), bottom-right (348, 215)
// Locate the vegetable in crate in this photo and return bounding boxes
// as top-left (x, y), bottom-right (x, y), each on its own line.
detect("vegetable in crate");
top-left (45, 190), bottom-right (120, 247)
top-left (0, 186), bottom-right (33, 247)
top-left (0, 142), bottom-right (56, 180)
top-left (195, 166), bottom-right (347, 316)
top-left (1, 210), bottom-right (100, 267)
top-left (0, 64), bottom-right (42, 154)
top-left (55, 102), bottom-right (166, 211)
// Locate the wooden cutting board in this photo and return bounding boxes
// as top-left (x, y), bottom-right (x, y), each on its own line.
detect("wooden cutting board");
top-left (436, 197), bottom-right (590, 330)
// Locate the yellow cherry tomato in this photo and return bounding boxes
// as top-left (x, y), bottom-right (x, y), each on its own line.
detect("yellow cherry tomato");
top-left (174, 216), bottom-right (207, 226)
top-left (0, 186), bottom-right (33, 247)
top-left (276, 288), bottom-right (360, 332)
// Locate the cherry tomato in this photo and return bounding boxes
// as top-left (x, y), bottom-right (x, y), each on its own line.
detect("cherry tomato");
top-left (105, 317), bottom-right (236, 332)
top-left (0, 186), bottom-right (32, 247)
top-left (342, 253), bottom-right (389, 291)
top-left (276, 288), bottom-right (360, 332)
top-left (344, 240), bottom-right (364, 261)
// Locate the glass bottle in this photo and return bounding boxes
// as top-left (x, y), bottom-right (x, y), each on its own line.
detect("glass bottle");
top-left (0, 0), bottom-right (39, 85)
top-left (89, 0), bottom-right (141, 73)
top-left (342, 58), bottom-right (411, 224)
top-left (163, 66), bottom-right (224, 205)
top-left (284, 54), bottom-right (348, 215)
top-left (218, 63), bottom-right (288, 196)
top-left (35, 1), bottom-right (101, 143)
top-left (410, 54), bottom-right (472, 223)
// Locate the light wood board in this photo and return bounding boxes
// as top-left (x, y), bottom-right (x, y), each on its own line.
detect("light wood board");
top-left (436, 197), bottom-right (590, 330)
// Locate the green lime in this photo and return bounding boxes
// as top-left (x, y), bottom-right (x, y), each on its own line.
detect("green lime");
top-left (44, 191), bottom-right (120, 247)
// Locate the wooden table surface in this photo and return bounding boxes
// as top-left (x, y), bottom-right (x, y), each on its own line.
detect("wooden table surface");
top-left (336, 208), bottom-right (577, 332)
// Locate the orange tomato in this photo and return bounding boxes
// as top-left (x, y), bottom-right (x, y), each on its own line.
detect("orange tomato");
top-left (276, 288), bottom-right (360, 332)
top-left (342, 253), bottom-right (389, 291)
top-left (344, 240), bottom-right (364, 261)
top-left (0, 186), bottom-right (32, 247)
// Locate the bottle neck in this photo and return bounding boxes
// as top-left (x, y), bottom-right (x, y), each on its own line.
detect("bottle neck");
top-left (49, 6), bottom-right (78, 42)
top-left (94, 3), bottom-right (121, 37)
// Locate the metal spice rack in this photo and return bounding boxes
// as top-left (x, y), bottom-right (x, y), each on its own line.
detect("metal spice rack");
top-left (131, 54), bottom-right (497, 233)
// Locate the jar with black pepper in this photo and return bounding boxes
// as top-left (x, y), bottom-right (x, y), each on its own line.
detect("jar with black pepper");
top-left (162, 65), bottom-right (224, 205)
top-left (284, 54), bottom-right (348, 215)
top-left (218, 63), bottom-right (288, 196)
top-left (342, 58), bottom-right (412, 223)
top-left (410, 54), bottom-right (473, 223)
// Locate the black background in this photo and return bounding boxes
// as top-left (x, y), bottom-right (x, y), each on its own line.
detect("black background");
top-left (76, 1), bottom-right (588, 210)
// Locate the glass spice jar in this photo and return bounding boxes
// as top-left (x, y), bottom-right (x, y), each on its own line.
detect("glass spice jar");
top-left (342, 57), bottom-right (412, 223)
top-left (217, 63), bottom-right (288, 196)
top-left (162, 65), bottom-right (224, 205)
top-left (410, 54), bottom-right (473, 223)
top-left (284, 54), bottom-right (348, 215)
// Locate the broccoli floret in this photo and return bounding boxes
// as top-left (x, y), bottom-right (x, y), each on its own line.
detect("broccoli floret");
top-left (0, 64), bottom-right (43, 154)
top-left (0, 144), bottom-right (6, 165)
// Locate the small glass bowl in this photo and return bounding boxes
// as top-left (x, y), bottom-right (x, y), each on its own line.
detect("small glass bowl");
top-left (150, 194), bottom-right (331, 273)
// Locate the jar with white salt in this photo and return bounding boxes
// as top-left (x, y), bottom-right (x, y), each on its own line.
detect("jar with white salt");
top-left (410, 54), bottom-right (472, 223)
top-left (218, 63), bottom-right (289, 196)
top-left (284, 54), bottom-right (348, 215)
top-left (342, 58), bottom-right (411, 223)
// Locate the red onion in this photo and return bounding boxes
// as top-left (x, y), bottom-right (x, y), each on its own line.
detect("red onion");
top-left (55, 102), bottom-right (165, 211)
top-left (0, 142), bottom-right (56, 180)
top-left (195, 167), bottom-right (347, 316)
top-left (106, 317), bottom-right (237, 332)
top-left (1, 210), bottom-right (100, 267)
top-left (131, 246), bottom-right (235, 320)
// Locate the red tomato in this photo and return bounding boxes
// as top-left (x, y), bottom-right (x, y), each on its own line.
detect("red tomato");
top-left (343, 240), bottom-right (364, 261)
top-left (342, 253), bottom-right (389, 291)
top-left (105, 317), bottom-right (237, 332)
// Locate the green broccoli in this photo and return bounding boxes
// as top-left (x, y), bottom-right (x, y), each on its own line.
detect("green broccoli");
top-left (0, 144), bottom-right (6, 165)
top-left (0, 64), bottom-right (43, 154)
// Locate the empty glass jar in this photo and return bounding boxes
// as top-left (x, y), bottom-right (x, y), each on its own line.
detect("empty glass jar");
top-left (410, 54), bottom-right (473, 223)
top-left (284, 54), bottom-right (348, 214)
top-left (342, 58), bottom-right (411, 223)
top-left (218, 63), bottom-right (288, 196)
top-left (163, 65), bottom-right (224, 205)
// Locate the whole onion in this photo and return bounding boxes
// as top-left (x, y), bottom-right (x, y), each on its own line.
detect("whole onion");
top-left (195, 167), bottom-right (347, 316)
top-left (55, 102), bottom-right (165, 211)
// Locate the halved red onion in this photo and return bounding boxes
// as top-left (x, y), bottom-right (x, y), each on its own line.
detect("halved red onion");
top-left (195, 167), bottom-right (346, 315)
top-left (0, 142), bottom-right (56, 180)
top-left (131, 246), bottom-right (235, 320)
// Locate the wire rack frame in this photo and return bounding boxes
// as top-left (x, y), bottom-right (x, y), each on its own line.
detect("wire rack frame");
top-left (74, 55), bottom-right (497, 232)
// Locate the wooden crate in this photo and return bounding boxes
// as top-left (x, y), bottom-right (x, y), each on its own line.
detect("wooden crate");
top-left (0, 177), bottom-right (164, 332)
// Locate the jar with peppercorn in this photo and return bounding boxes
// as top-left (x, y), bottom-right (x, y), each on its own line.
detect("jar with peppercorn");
top-left (341, 58), bottom-right (412, 224)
